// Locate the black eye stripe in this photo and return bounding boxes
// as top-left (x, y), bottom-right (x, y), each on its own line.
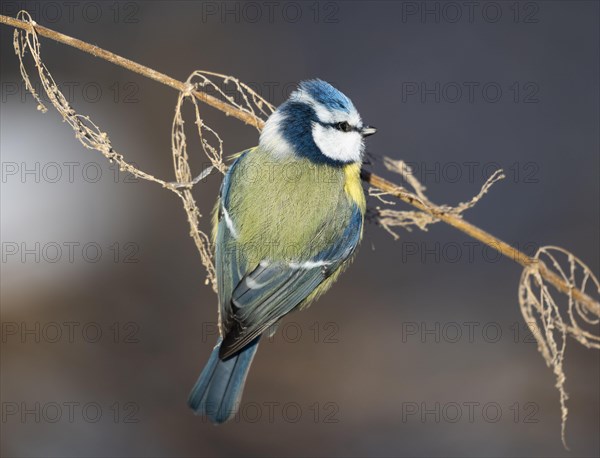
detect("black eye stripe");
top-left (317, 121), bottom-right (359, 132)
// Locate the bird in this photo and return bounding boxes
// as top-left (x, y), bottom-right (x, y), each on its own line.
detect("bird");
top-left (188, 79), bottom-right (377, 423)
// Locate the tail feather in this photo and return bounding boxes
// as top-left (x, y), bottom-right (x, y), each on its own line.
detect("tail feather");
top-left (188, 338), bottom-right (259, 424)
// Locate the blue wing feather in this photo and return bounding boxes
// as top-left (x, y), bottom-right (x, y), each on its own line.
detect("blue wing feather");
top-left (219, 203), bottom-right (363, 359)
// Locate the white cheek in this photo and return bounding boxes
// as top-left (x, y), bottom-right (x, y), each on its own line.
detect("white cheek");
top-left (312, 124), bottom-right (364, 163)
top-left (259, 111), bottom-right (295, 159)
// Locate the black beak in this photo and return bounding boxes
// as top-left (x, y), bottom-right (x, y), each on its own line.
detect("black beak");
top-left (361, 126), bottom-right (377, 137)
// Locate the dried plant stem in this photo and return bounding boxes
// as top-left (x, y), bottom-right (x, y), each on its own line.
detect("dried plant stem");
top-left (1, 13), bottom-right (598, 318)
top-left (0, 15), bottom-right (263, 130)
top-left (362, 172), bottom-right (600, 315)
top-left (363, 171), bottom-right (532, 263)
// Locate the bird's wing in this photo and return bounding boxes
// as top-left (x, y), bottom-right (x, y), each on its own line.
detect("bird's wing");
top-left (215, 151), bottom-right (251, 323)
top-left (218, 204), bottom-right (363, 359)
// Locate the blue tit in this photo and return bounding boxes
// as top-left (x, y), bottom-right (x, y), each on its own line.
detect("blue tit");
top-left (188, 79), bottom-right (377, 423)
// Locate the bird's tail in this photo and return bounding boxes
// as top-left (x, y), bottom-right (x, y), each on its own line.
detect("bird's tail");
top-left (188, 338), bottom-right (259, 424)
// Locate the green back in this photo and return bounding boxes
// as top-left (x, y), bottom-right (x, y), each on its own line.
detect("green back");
top-left (224, 147), bottom-right (354, 266)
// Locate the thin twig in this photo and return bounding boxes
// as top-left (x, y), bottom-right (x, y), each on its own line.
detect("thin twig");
top-left (1, 13), bottom-right (598, 317)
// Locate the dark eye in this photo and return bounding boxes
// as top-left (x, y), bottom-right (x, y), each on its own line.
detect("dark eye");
top-left (335, 121), bottom-right (352, 132)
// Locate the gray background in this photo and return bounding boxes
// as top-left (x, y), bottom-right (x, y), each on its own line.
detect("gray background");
top-left (1, 1), bottom-right (599, 457)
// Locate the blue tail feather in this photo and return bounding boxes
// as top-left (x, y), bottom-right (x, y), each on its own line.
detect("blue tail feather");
top-left (188, 338), bottom-right (259, 424)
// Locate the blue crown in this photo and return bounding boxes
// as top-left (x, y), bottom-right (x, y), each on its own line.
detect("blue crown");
top-left (295, 79), bottom-right (354, 113)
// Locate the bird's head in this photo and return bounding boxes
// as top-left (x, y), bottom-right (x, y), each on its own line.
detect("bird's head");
top-left (259, 79), bottom-right (376, 165)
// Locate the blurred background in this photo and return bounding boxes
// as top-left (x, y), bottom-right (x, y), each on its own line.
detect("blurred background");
top-left (1, 1), bottom-right (599, 457)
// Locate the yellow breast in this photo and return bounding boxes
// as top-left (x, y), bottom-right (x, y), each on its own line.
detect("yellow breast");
top-left (343, 163), bottom-right (366, 213)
